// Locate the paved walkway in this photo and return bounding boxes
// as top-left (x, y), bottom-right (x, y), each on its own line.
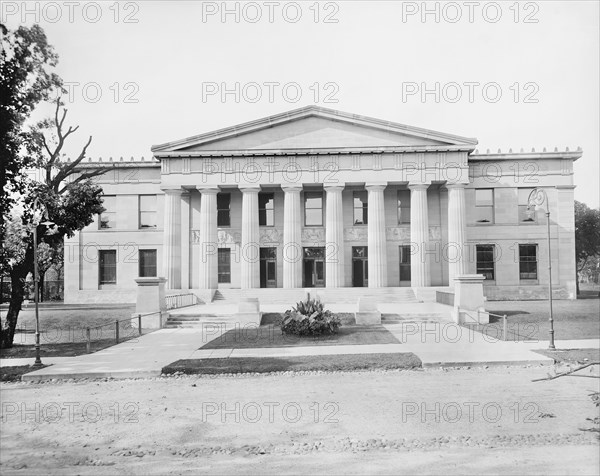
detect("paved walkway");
top-left (11, 321), bottom-right (599, 381)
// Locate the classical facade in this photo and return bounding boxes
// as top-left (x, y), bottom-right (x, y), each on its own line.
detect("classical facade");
top-left (64, 106), bottom-right (581, 303)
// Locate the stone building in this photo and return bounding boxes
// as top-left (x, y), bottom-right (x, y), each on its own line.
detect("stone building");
top-left (63, 106), bottom-right (580, 303)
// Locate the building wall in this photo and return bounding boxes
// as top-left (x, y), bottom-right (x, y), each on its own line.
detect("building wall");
top-left (64, 154), bottom-right (578, 303)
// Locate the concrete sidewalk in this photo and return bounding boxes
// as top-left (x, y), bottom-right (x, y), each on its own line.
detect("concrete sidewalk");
top-left (15, 321), bottom-right (600, 381)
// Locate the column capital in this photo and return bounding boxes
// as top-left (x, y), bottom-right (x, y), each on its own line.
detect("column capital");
top-left (160, 187), bottom-right (185, 195)
top-left (197, 186), bottom-right (220, 195)
top-left (324, 183), bottom-right (345, 192)
top-left (408, 182), bottom-right (431, 191)
top-left (281, 184), bottom-right (303, 193)
top-left (239, 185), bottom-right (261, 194)
top-left (365, 182), bottom-right (387, 192)
top-left (445, 182), bottom-right (468, 190)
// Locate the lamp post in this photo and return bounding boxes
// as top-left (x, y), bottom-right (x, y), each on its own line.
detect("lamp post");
top-left (527, 188), bottom-right (555, 350)
top-left (32, 198), bottom-right (55, 368)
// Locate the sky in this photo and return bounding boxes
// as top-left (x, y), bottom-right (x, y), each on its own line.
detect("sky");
top-left (3, 0), bottom-right (599, 207)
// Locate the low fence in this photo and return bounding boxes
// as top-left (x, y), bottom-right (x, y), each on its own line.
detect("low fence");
top-left (458, 309), bottom-right (538, 342)
top-left (82, 311), bottom-right (162, 353)
top-left (166, 293), bottom-right (198, 310)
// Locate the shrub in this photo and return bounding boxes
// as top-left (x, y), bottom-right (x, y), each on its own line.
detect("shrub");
top-left (280, 295), bottom-right (341, 336)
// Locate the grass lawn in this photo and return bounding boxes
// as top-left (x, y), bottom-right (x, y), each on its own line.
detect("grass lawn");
top-left (533, 348), bottom-right (600, 365)
top-left (478, 290), bottom-right (599, 341)
top-left (0, 303), bottom-right (154, 358)
top-left (0, 365), bottom-right (49, 382)
top-left (163, 353), bottom-right (422, 375)
top-left (201, 324), bottom-right (399, 350)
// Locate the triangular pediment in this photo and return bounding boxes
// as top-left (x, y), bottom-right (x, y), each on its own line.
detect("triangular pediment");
top-left (152, 106), bottom-right (477, 154)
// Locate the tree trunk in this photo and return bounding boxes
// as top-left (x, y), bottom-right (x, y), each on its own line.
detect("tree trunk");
top-left (576, 272), bottom-right (580, 297)
top-left (0, 247), bottom-right (33, 349)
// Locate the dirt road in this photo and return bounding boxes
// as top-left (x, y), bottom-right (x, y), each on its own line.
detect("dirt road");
top-left (1, 365), bottom-right (598, 475)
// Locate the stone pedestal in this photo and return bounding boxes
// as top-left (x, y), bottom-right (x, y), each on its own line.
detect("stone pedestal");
top-left (451, 274), bottom-right (490, 324)
top-left (355, 297), bottom-right (381, 325)
top-left (132, 277), bottom-right (167, 329)
top-left (235, 297), bottom-right (262, 325)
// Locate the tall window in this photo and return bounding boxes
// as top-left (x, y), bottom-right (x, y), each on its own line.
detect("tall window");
top-left (519, 244), bottom-right (538, 280)
top-left (139, 250), bottom-right (157, 277)
top-left (304, 192), bottom-right (323, 226)
top-left (99, 250), bottom-right (117, 285)
top-left (99, 195), bottom-right (116, 229)
top-left (259, 192), bottom-right (275, 226)
top-left (139, 195), bottom-right (157, 229)
top-left (397, 190), bottom-right (411, 224)
top-left (218, 248), bottom-right (231, 283)
top-left (399, 245), bottom-right (411, 281)
top-left (217, 193), bottom-right (231, 227)
top-left (353, 191), bottom-right (368, 225)
top-left (518, 188), bottom-right (536, 223)
top-left (476, 245), bottom-right (495, 281)
top-left (475, 189), bottom-right (494, 224)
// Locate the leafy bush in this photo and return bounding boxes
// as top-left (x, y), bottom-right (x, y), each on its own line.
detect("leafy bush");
top-left (280, 295), bottom-right (341, 336)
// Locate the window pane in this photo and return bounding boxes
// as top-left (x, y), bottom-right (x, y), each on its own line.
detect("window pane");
top-left (519, 245), bottom-right (537, 279)
top-left (140, 211), bottom-right (157, 228)
top-left (218, 249), bottom-right (231, 283)
top-left (519, 205), bottom-right (536, 223)
top-left (475, 189), bottom-right (493, 206)
top-left (217, 210), bottom-right (230, 227)
top-left (100, 196), bottom-right (116, 229)
top-left (305, 208), bottom-right (322, 226)
top-left (139, 250), bottom-right (157, 277)
top-left (397, 191), bottom-right (411, 224)
top-left (353, 191), bottom-right (368, 225)
top-left (99, 250), bottom-right (116, 284)
top-left (475, 206), bottom-right (493, 223)
top-left (140, 195), bottom-right (156, 211)
top-left (518, 188), bottom-right (534, 205)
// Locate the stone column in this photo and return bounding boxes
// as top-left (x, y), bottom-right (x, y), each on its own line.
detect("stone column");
top-left (282, 184), bottom-right (303, 288)
top-left (366, 183), bottom-right (387, 288)
top-left (409, 183), bottom-right (431, 287)
top-left (447, 183), bottom-right (467, 286)
top-left (325, 184), bottom-right (345, 287)
top-left (240, 186), bottom-right (261, 289)
top-left (198, 187), bottom-right (219, 289)
top-left (180, 191), bottom-right (191, 290)
top-left (162, 189), bottom-right (183, 290)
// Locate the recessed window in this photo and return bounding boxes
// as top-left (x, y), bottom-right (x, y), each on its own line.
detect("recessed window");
top-left (475, 189), bottom-right (494, 224)
top-left (99, 196), bottom-right (116, 229)
top-left (519, 244), bottom-right (538, 280)
top-left (304, 192), bottom-right (323, 226)
top-left (397, 190), bottom-right (411, 224)
top-left (218, 248), bottom-right (231, 283)
top-left (139, 195), bottom-right (157, 229)
top-left (139, 249), bottom-right (157, 277)
top-left (399, 245), bottom-right (411, 281)
top-left (217, 193), bottom-right (231, 227)
top-left (353, 191), bottom-right (368, 225)
top-left (518, 188), bottom-right (537, 223)
top-left (476, 245), bottom-right (495, 281)
top-left (99, 250), bottom-right (117, 285)
top-left (259, 192), bottom-right (275, 226)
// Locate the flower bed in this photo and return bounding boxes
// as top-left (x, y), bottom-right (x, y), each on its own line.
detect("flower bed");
top-left (280, 295), bottom-right (341, 336)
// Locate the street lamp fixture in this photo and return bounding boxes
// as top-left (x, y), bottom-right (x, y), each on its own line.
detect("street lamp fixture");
top-left (32, 198), bottom-right (55, 368)
top-left (526, 188), bottom-right (555, 350)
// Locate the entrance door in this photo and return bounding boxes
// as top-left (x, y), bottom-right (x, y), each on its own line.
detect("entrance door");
top-left (260, 247), bottom-right (277, 288)
top-left (303, 247), bottom-right (325, 287)
top-left (352, 246), bottom-right (368, 287)
top-left (399, 245), bottom-right (411, 286)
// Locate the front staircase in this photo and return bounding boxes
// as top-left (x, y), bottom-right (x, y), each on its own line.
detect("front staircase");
top-left (163, 287), bottom-right (441, 328)
top-left (212, 287), bottom-right (420, 305)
